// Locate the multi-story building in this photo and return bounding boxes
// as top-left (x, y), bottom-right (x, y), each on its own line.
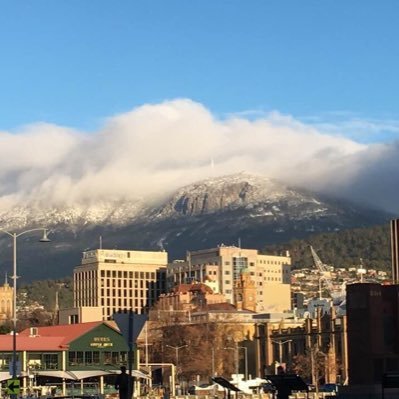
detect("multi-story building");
top-left (346, 283), bottom-right (399, 386)
top-left (71, 249), bottom-right (167, 320)
top-left (167, 245), bottom-right (291, 312)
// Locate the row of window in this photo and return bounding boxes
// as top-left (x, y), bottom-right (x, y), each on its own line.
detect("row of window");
top-left (0, 353), bottom-right (58, 371)
top-left (100, 271), bottom-right (161, 279)
top-left (0, 352), bottom-right (129, 371)
top-left (100, 298), bottom-right (151, 308)
top-left (99, 289), bottom-right (159, 298)
top-left (69, 351), bottom-right (127, 366)
top-left (74, 270), bottom-right (165, 281)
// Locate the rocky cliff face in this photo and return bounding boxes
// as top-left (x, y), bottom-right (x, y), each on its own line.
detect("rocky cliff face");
top-left (152, 173), bottom-right (342, 221)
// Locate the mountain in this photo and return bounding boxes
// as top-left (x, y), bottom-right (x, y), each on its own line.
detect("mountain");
top-left (0, 173), bottom-right (392, 282)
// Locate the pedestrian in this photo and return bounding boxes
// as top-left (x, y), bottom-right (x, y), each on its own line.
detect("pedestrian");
top-left (276, 366), bottom-right (291, 399)
top-left (115, 366), bottom-right (133, 399)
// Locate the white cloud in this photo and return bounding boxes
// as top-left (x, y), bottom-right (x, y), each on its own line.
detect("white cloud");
top-left (0, 99), bottom-right (397, 213)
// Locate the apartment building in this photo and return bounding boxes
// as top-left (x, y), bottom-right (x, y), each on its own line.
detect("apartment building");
top-left (72, 249), bottom-right (167, 320)
top-left (167, 245), bottom-right (291, 312)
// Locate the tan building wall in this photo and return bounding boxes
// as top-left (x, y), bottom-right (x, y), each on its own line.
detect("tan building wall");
top-left (73, 249), bottom-right (167, 320)
top-left (58, 306), bottom-right (103, 324)
top-left (0, 281), bottom-right (13, 323)
top-left (167, 246), bottom-right (291, 312)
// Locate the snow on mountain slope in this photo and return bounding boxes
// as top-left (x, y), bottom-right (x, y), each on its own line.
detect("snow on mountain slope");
top-left (151, 172), bottom-right (338, 220)
top-left (0, 172), bottom-right (388, 231)
top-left (0, 200), bottom-right (145, 230)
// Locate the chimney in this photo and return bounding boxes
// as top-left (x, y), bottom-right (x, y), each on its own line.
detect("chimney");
top-left (30, 327), bottom-right (39, 337)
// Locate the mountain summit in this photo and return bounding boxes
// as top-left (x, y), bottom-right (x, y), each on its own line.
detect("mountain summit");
top-left (153, 172), bottom-right (336, 219)
top-left (0, 172), bottom-right (390, 282)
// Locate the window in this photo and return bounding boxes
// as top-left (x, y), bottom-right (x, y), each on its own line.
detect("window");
top-left (43, 353), bottom-right (59, 369)
top-left (0, 353), bottom-right (17, 370)
top-left (225, 280), bottom-right (231, 285)
top-left (103, 352), bottom-right (112, 365)
top-left (85, 352), bottom-right (93, 364)
top-left (233, 257), bottom-right (248, 279)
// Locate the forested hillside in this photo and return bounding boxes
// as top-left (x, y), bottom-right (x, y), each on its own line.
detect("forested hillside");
top-left (264, 224), bottom-right (391, 271)
top-left (19, 278), bottom-right (73, 311)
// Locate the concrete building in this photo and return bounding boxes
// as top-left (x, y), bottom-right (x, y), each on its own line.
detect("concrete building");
top-left (0, 276), bottom-right (12, 323)
top-left (167, 245), bottom-right (291, 312)
top-left (68, 249), bottom-right (167, 322)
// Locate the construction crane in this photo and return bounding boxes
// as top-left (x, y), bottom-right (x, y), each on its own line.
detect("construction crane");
top-left (309, 245), bottom-right (337, 299)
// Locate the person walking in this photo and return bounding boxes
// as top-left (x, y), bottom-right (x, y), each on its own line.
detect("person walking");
top-left (115, 366), bottom-right (133, 399)
top-left (276, 365), bottom-right (291, 399)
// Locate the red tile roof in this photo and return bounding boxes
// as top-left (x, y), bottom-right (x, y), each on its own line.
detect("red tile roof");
top-left (19, 321), bottom-right (119, 344)
top-left (173, 283), bottom-right (214, 294)
top-left (0, 335), bottom-right (66, 351)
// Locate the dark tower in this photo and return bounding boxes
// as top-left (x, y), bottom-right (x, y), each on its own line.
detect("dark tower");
top-left (391, 219), bottom-right (399, 283)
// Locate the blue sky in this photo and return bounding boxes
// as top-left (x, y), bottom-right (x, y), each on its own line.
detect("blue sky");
top-left (1, 1), bottom-right (399, 141)
top-left (0, 1), bottom-right (399, 214)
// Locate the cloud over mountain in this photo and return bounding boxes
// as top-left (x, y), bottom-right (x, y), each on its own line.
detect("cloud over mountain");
top-left (0, 99), bottom-right (397, 213)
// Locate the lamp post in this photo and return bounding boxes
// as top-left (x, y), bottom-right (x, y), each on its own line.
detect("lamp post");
top-left (166, 344), bottom-right (187, 380)
top-left (270, 339), bottom-right (292, 365)
top-left (0, 228), bottom-right (50, 390)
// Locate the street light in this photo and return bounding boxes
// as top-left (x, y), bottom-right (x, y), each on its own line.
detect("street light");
top-left (166, 344), bottom-right (188, 378)
top-left (0, 227), bottom-right (50, 389)
top-left (270, 339), bottom-right (292, 365)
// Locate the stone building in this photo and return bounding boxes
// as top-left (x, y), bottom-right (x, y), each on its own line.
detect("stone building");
top-left (156, 282), bottom-right (226, 312)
